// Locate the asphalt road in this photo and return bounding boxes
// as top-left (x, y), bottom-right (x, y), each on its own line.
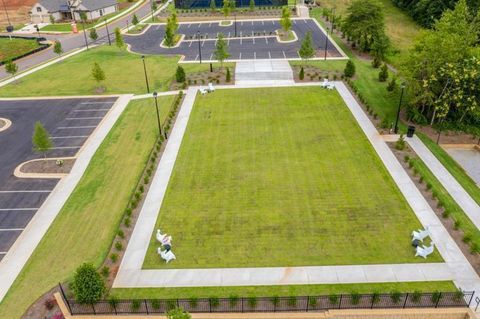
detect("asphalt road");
top-left (0, 0), bottom-right (154, 80)
top-left (0, 97), bottom-right (117, 261)
top-left (125, 18), bottom-right (343, 60)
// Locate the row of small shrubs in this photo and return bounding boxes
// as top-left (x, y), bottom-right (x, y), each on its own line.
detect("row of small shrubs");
top-left (344, 77), bottom-right (379, 120)
top-left (104, 290), bottom-right (464, 312)
top-left (403, 155), bottom-right (480, 255)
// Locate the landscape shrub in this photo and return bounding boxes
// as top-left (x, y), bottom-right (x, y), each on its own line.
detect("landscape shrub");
top-left (100, 266), bottom-right (110, 278)
top-left (350, 292), bottom-right (360, 305)
top-left (299, 66), bottom-right (304, 80)
top-left (344, 60), bottom-right (355, 78)
top-left (110, 253), bottom-right (118, 263)
top-left (390, 291), bottom-right (401, 304)
top-left (44, 298), bottom-right (55, 310)
top-left (378, 63), bottom-right (389, 82)
top-left (72, 263), bottom-right (105, 304)
top-left (247, 297), bottom-right (257, 308)
top-left (115, 241), bottom-right (123, 251)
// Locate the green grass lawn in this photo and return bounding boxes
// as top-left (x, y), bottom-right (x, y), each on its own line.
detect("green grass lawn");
top-left (143, 87), bottom-right (440, 269)
top-left (0, 46), bottom-right (232, 97)
top-left (112, 281), bottom-right (457, 299)
top-left (0, 38), bottom-right (41, 63)
top-left (0, 96), bottom-right (174, 319)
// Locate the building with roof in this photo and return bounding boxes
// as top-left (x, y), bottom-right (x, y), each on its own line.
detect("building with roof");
top-left (30, 0), bottom-right (118, 24)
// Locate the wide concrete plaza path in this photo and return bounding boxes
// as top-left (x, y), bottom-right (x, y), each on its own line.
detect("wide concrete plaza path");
top-left (235, 60), bottom-right (295, 86)
top-left (115, 79), bottom-right (480, 310)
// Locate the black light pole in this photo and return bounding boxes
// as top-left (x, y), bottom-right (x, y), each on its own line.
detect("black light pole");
top-left (197, 31), bottom-right (202, 64)
top-left (394, 83), bottom-right (406, 134)
top-left (150, 0), bottom-right (154, 22)
top-left (104, 18), bottom-right (111, 45)
top-left (153, 92), bottom-right (167, 139)
top-left (1, 0), bottom-right (13, 37)
top-left (141, 55), bottom-right (150, 93)
top-left (234, 12), bottom-right (237, 37)
top-left (78, 13), bottom-right (89, 50)
top-left (323, 27), bottom-right (328, 60)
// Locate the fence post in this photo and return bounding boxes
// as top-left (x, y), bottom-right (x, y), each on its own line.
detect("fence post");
top-left (91, 303), bottom-right (96, 315)
top-left (241, 298), bottom-right (244, 313)
top-left (145, 299), bottom-right (149, 314)
top-left (273, 299), bottom-right (276, 313)
top-left (113, 301), bottom-right (117, 315)
top-left (403, 293), bottom-right (409, 309)
top-left (435, 292), bottom-right (442, 308)
top-left (338, 294), bottom-right (343, 309)
top-left (177, 299), bottom-right (180, 308)
top-left (58, 283), bottom-right (72, 315)
top-left (209, 299), bottom-right (212, 313)
top-left (370, 295), bottom-right (375, 309)
top-left (468, 292), bottom-right (475, 307)
top-left (306, 296), bottom-right (309, 312)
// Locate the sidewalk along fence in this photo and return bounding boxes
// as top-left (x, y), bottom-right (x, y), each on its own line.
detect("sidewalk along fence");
top-left (60, 288), bottom-right (475, 315)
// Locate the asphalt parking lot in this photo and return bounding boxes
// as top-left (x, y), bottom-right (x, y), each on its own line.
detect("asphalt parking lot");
top-left (125, 18), bottom-right (343, 61)
top-left (0, 97), bottom-right (117, 262)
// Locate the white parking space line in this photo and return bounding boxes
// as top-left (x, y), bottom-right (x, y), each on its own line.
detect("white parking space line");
top-left (240, 37), bottom-right (242, 45)
top-left (52, 146), bottom-right (81, 150)
top-left (241, 21), bottom-right (243, 26)
top-left (0, 252), bottom-right (7, 255)
top-left (58, 126), bottom-right (96, 129)
top-left (0, 228), bottom-right (24, 232)
top-left (80, 102), bottom-right (111, 105)
top-left (52, 135), bottom-right (88, 139)
top-left (0, 208), bottom-right (38, 211)
top-left (283, 51), bottom-right (286, 58)
top-left (0, 190), bottom-right (50, 193)
top-left (188, 41), bottom-right (193, 47)
top-left (262, 21), bottom-right (264, 25)
top-left (293, 20), bottom-right (297, 24)
top-left (66, 117), bottom-right (103, 120)
top-left (194, 54), bottom-right (199, 61)
top-left (228, 38), bottom-right (230, 45)
top-left (228, 31), bottom-right (231, 38)
top-left (297, 51), bottom-right (301, 58)
top-left (266, 37), bottom-right (268, 44)
top-left (197, 23), bottom-right (201, 28)
top-left (208, 22), bottom-right (211, 27)
top-left (187, 23), bottom-right (191, 28)
top-left (209, 53), bottom-right (213, 60)
top-left (251, 21), bottom-right (253, 25)
top-left (155, 26), bottom-right (160, 30)
top-left (253, 37), bottom-right (255, 44)
top-left (268, 51), bottom-right (271, 59)
top-left (239, 52), bottom-right (242, 59)
top-left (254, 52), bottom-right (256, 59)
top-left (73, 108), bottom-right (109, 112)
top-left (303, 19), bottom-right (307, 23)
top-left (272, 21), bottom-right (274, 25)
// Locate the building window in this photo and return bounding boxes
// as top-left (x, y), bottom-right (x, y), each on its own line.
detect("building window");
top-left (36, 7), bottom-right (42, 12)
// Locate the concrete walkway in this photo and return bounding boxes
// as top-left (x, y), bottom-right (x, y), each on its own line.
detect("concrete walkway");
top-left (235, 60), bottom-right (295, 86)
top-left (0, 94), bottom-right (133, 303)
top-left (406, 136), bottom-right (480, 230)
top-left (114, 82), bottom-right (480, 310)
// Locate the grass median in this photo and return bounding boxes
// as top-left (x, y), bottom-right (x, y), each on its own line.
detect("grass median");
top-left (0, 96), bottom-right (174, 318)
top-left (0, 38), bottom-right (41, 63)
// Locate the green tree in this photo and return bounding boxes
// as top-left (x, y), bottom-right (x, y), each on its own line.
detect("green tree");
top-left (72, 263), bottom-right (105, 304)
top-left (115, 27), bottom-right (124, 49)
top-left (299, 31), bottom-right (315, 63)
top-left (152, 1), bottom-right (158, 11)
top-left (92, 62), bottom-right (106, 88)
top-left (250, 0), bottom-right (255, 11)
top-left (164, 21), bottom-right (175, 47)
top-left (167, 308), bottom-right (191, 319)
top-left (223, 0), bottom-right (231, 17)
top-left (214, 33), bottom-right (230, 67)
top-left (89, 28), bottom-right (98, 41)
top-left (53, 40), bottom-right (63, 57)
top-left (378, 63), bottom-right (388, 81)
top-left (32, 121), bottom-right (53, 158)
top-left (344, 60), bottom-right (355, 78)
top-left (132, 13), bottom-right (139, 25)
top-left (280, 7), bottom-right (292, 32)
top-left (386, 75), bottom-right (397, 92)
top-left (49, 14), bottom-right (55, 24)
top-left (79, 11), bottom-right (88, 22)
top-left (402, 0), bottom-right (479, 125)
top-left (226, 67), bottom-right (231, 82)
top-left (176, 66), bottom-right (186, 82)
top-left (210, 0), bottom-right (216, 11)
top-left (5, 60), bottom-right (18, 80)
top-left (343, 0), bottom-right (388, 52)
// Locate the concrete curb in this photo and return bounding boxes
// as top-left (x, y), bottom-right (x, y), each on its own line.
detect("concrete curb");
top-left (13, 157), bottom-right (76, 179)
top-left (0, 117), bottom-right (12, 132)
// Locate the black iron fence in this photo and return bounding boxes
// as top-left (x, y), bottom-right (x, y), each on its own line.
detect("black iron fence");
top-left (59, 287), bottom-right (474, 315)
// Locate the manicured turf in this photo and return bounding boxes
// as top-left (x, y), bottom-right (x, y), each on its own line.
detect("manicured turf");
top-left (0, 46), bottom-right (232, 97)
top-left (0, 96), bottom-right (174, 318)
top-left (112, 281), bottom-right (457, 299)
top-left (0, 38), bottom-right (40, 63)
top-left (144, 87), bottom-right (440, 269)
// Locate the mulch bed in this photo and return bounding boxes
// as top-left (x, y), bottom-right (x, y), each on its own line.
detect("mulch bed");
top-left (20, 158), bottom-right (75, 175)
top-left (292, 65), bottom-right (342, 83)
top-left (389, 143), bottom-right (480, 275)
top-left (170, 67), bottom-right (234, 90)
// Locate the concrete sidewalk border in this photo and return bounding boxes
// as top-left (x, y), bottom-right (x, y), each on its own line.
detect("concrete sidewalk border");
top-left (0, 94), bottom-right (133, 303)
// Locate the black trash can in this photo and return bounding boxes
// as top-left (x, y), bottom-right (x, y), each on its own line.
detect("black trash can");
top-left (407, 125), bottom-right (416, 138)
